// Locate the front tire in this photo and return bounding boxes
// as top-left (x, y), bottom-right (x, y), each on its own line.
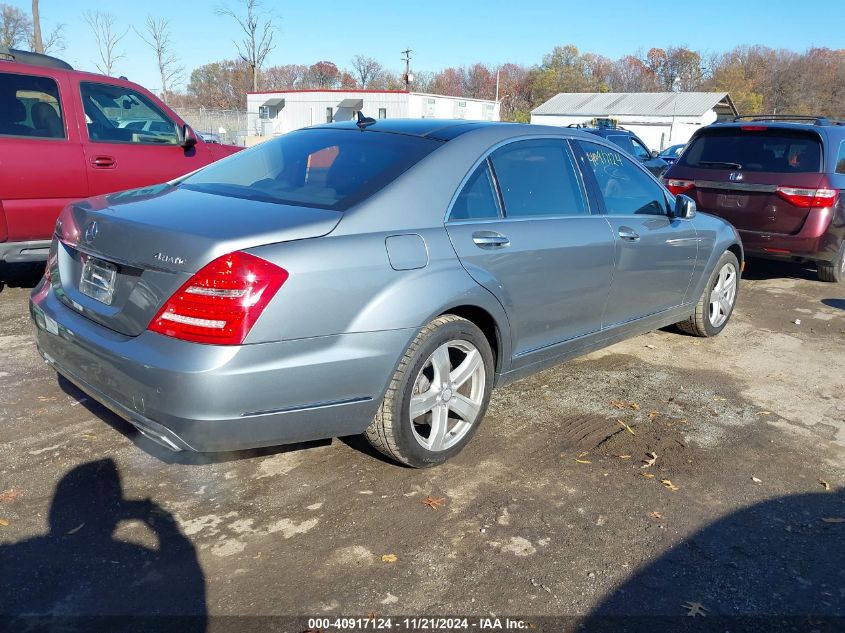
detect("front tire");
top-left (364, 315), bottom-right (494, 468)
top-left (677, 251), bottom-right (740, 337)
top-left (817, 242), bottom-right (845, 283)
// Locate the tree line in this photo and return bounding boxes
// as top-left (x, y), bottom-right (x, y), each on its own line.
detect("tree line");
top-left (3, 1), bottom-right (844, 121)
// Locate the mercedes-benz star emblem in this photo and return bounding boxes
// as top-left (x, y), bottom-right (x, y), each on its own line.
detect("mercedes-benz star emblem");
top-left (84, 221), bottom-right (99, 243)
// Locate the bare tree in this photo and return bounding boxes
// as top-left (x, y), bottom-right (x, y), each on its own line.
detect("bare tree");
top-left (0, 4), bottom-right (32, 49)
top-left (350, 54), bottom-right (383, 88)
top-left (40, 22), bottom-right (64, 54)
top-left (83, 11), bottom-right (128, 76)
top-left (216, 0), bottom-right (275, 92)
top-left (134, 16), bottom-right (184, 97)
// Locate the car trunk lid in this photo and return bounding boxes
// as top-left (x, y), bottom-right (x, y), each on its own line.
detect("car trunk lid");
top-left (53, 184), bottom-right (341, 337)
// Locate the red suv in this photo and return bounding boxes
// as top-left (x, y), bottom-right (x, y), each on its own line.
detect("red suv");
top-left (0, 48), bottom-right (241, 263)
top-left (663, 116), bottom-right (845, 282)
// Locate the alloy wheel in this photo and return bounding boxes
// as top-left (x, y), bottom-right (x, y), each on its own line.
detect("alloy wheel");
top-left (409, 340), bottom-right (486, 452)
top-left (709, 262), bottom-right (738, 328)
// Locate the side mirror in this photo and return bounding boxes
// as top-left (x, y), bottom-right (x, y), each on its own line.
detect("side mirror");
top-left (651, 149), bottom-right (659, 158)
top-left (673, 194), bottom-right (697, 219)
top-left (178, 124), bottom-right (198, 149)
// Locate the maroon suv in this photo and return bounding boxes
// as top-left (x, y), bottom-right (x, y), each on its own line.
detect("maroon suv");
top-left (663, 116), bottom-right (845, 282)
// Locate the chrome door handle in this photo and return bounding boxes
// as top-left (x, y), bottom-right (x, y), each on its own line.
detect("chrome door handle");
top-left (472, 231), bottom-right (510, 248)
top-left (618, 227), bottom-right (640, 242)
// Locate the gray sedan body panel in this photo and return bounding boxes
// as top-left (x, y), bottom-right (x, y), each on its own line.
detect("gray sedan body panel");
top-left (30, 121), bottom-right (742, 453)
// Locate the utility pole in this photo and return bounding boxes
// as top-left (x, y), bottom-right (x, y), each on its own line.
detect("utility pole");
top-left (32, 0), bottom-right (44, 53)
top-left (401, 48), bottom-right (413, 90)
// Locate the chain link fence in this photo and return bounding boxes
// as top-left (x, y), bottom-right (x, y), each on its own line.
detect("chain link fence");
top-left (172, 108), bottom-right (249, 146)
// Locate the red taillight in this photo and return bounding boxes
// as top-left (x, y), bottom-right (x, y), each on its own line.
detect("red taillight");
top-left (775, 186), bottom-right (838, 209)
top-left (665, 179), bottom-right (695, 196)
top-left (148, 251), bottom-right (289, 345)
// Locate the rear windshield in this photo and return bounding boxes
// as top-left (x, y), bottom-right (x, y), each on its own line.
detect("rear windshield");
top-left (679, 128), bottom-right (822, 173)
top-left (180, 128), bottom-right (441, 210)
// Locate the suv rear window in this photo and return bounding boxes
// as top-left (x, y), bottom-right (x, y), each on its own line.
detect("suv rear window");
top-left (679, 128), bottom-right (822, 173)
top-left (180, 128), bottom-right (441, 210)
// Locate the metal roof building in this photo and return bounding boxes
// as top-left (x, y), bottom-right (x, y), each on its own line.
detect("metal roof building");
top-left (531, 92), bottom-right (737, 151)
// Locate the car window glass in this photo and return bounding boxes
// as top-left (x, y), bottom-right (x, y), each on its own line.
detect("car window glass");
top-left (450, 161), bottom-right (501, 221)
top-left (0, 72), bottom-right (65, 139)
top-left (578, 141), bottom-right (667, 216)
top-left (630, 139), bottom-right (651, 160)
top-left (608, 134), bottom-right (649, 160)
top-left (80, 82), bottom-right (179, 145)
top-left (181, 128), bottom-right (441, 211)
top-left (679, 129), bottom-right (822, 173)
top-left (489, 139), bottom-right (587, 217)
top-left (836, 140), bottom-right (845, 175)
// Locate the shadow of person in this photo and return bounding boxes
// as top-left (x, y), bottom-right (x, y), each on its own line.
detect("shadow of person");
top-left (0, 459), bottom-right (206, 632)
top-left (581, 489), bottom-right (845, 632)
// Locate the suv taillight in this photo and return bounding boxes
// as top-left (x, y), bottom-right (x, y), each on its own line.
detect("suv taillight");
top-left (775, 186), bottom-right (838, 209)
top-left (664, 179), bottom-right (695, 196)
top-left (148, 251), bottom-right (288, 345)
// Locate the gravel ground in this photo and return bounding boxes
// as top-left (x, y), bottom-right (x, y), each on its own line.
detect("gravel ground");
top-left (0, 258), bottom-right (843, 632)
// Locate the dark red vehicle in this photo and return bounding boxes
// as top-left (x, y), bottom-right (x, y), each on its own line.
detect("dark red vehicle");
top-left (662, 116), bottom-right (845, 282)
top-left (0, 48), bottom-right (241, 263)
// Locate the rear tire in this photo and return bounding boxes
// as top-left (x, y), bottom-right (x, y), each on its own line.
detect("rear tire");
top-left (817, 243), bottom-right (845, 283)
top-left (364, 315), bottom-right (494, 468)
top-left (676, 250), bottom-right (740, 337)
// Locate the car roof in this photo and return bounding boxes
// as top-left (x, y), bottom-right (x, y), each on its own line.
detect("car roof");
top-left (310, 119), bottom-right (518, 141)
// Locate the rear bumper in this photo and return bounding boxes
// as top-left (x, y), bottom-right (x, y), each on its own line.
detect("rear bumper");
top-left (737, 207), bottom-right (843, 262)
top-left (30, 280), bottom-right (412, 452)
top-left (0, 239), bottom-right (51, 262)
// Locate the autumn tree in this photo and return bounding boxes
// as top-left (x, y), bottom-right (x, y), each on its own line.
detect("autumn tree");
top-left (186, 59), bottom-right (252, 109)
top-left (307, 61), bottom-right (340, 89)
top-left (217, 0), bottom-right (275, 92)
top-left (263, 63), bottom-right (309, 90)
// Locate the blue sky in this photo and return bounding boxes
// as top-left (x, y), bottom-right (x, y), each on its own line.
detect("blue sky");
top-left (11, 0), bottom-right (843, 92)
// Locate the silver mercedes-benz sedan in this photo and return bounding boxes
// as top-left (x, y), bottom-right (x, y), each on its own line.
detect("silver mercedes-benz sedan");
top-left (30, 119), bottom-right (742, 467)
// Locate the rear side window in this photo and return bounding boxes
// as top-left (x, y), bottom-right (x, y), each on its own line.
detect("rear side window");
top-left (578, 141), bottom-right (667, 216)
top-left (608, 134), bottom-right (650, 160)
top-left (450, 160), bottom-right (501, 221)
top-left (181, 128), bottom-right (441, 210)
top-left (836, 140), bottom-right (845, 175)
top-left (80, 82), bottom-right (179, 145)
top-left (489, 139), bottom-right (587, 217)
top-left (679, 128), bottom-right (823, 173)
top-left (0, 72), bottom-right (65, 139)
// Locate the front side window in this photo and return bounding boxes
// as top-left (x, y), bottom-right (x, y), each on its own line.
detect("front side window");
top-left (80, 82), bottom-right (178, 145)
top-left (489, 139), bottom-right (588, 218)
top-left (449, 160), bottom-right (501, 221)
top-left (0, 72), bottom-right (65, 139)
top-left (579, 141), bottom-right (667, 216)
top-left (180, 128), bottom-right (441, 210)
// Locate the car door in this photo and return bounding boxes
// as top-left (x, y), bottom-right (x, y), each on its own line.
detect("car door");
top-left (445, 138), bottom-right (615, 366)
top-left (575, 140), bottom-right (699, 327)
top-left (76, 81), bottom-right (211, 195)
top-left (0, 69), bottom-right (86, 247)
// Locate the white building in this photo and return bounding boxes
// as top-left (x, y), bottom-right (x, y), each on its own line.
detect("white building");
top-left (246, 89), bottom-right (500, 139)
top-left (530, 92), bottom-right (737, 151)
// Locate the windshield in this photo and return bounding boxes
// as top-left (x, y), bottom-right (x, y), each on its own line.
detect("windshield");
top-left (180, 128), bottom-right (442, 210)
top-left (679, 128), bottom-right (822, 173)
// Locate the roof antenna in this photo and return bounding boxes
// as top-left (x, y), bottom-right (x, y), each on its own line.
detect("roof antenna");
top-left (356, 110), bottom-right (376, 130)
